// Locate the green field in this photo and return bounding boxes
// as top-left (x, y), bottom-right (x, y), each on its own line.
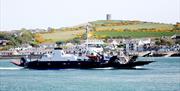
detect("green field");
top-left (96, 23), bottom-right (174, 30)
top-left (40, 29), bottom-right (84, 42)
top-left (94, 31), bottom-right (180, 38)
top-left (39, 20), bottom-right (179, 42)
top-left (92, 20), bottom-right (174, 30)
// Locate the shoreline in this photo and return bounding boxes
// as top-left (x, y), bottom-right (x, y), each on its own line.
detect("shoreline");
top-left (0, 55), bottom-right (41, 59)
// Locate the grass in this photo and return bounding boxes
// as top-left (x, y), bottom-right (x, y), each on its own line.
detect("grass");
top-left (92, 20), bottom-right (174, 30)
top-left (39, 20), bottom-right (177, 42)
top-left (40, 30), bottom-right (179, 42)
top-left (94, 31), bottom-right (180, 38)
top-left (40, 29), bottom-right (85, 42)
top-left (96, 23), bottom-right (174, 30)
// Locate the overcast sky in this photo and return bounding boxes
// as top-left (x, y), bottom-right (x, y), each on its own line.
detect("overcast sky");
top-left (0, 0), bottom-right (180, 31)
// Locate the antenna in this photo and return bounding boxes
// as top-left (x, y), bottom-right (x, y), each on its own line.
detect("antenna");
top-left (85, 23), bottom-right (92, 55)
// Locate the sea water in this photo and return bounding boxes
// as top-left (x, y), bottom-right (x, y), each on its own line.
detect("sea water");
top-left (0, 57), bottom-right (180, 91)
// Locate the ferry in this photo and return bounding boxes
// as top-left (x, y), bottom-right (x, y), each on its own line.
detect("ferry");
top-left (11, 48), bottom-right (154, 69)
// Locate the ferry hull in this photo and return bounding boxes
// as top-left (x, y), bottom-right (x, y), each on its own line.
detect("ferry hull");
top-left (11, 60), bottom-right (154, 70)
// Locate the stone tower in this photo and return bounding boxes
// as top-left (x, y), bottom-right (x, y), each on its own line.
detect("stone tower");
top-left (106, 14), bottom-right (111, 20)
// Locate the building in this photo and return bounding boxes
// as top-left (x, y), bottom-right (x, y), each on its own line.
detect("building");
top-left (171, 34), bottom-right (180, 43)
top-left (106, 14), bottom-right (111, 20)
top-left (123, 39), bottom-right (138, 52)
top-left (39, 43), bottom-right (57, 49)
top-left (0, 39), bottom-right (9, 46)
top-left (122, 38), bottom-right (151, 52)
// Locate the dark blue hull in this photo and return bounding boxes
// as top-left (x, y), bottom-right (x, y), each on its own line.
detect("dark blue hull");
top-left (13, 60), bottom-right (154, 70)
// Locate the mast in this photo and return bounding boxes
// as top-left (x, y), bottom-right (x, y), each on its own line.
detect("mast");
top-left (86, 23), bottom-right (89, 51)
top-left (85, 23), bottom-right (91, 54)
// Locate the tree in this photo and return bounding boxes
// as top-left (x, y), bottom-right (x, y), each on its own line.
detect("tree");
top-left (56, 41), bottom-right (64, 46)
top-left (34, 34), bottom-right (45, 43)
top-left (71, 37), bottom-right (81, 44)
top-left (16, 29), bottom-right (34, 44)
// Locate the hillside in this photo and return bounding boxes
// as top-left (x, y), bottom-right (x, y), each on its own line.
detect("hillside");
top-left (39, 20), bottom-right (179, 42)
top-left (39, 29), bottom-right (84, 42)
top-left (91, 20), bottom-right (174, 31)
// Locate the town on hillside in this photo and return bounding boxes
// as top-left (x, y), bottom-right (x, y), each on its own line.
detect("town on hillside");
top-left (0, 15), bottom-right (180, 58)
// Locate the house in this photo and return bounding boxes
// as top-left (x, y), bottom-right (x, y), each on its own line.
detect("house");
top-left (0, 39), bottom-right (9, 46)
top-left (171, 34), bottom-right (180, 43)
top-left (122, 38), bottom-right (151, 52)
top-left (29, 28), bottom-right (49, 34)
top-left (39, 43), bottom-right (57, 49)
top-left (123, 39), bottom-right (138, 52)
top-left (0, 51), bottom-right (13, 56)
top-left (9, 44), bottom-right (33, 51)
top-left (138, 38), bottom-right (151, 51)
top-left (65, 43), bottom-right (74, 47)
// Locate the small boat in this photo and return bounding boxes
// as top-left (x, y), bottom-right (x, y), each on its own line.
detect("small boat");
top-left (11, 48), bottom-right (154, 69)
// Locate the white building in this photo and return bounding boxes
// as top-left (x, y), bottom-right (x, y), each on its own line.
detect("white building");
top-left (123, 38), bottom-right (151, 52)
top-left (39, 43), bottom-right (57, 49)
top-left (84, 39), bottom-right (104, 53)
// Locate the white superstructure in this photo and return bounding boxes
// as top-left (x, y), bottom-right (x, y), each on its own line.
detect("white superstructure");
top-left (39, 48), bottom-right (89, 61)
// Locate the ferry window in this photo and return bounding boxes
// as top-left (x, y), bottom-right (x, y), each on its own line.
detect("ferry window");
top-left (96, 44), bottom-right (101, 48)
top-left (88, 44), bottom-right (95, 47)
top-left (88, 44), bottom-right (102, 47)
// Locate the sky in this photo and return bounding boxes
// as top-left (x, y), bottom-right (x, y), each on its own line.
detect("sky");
top-left (0, 0), bottom-right (180, 31)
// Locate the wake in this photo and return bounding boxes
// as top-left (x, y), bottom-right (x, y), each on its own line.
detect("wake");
top-left (0, 67), bottom-right (23, 70)
top-left (134, 66), bottom-right (143, 69)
